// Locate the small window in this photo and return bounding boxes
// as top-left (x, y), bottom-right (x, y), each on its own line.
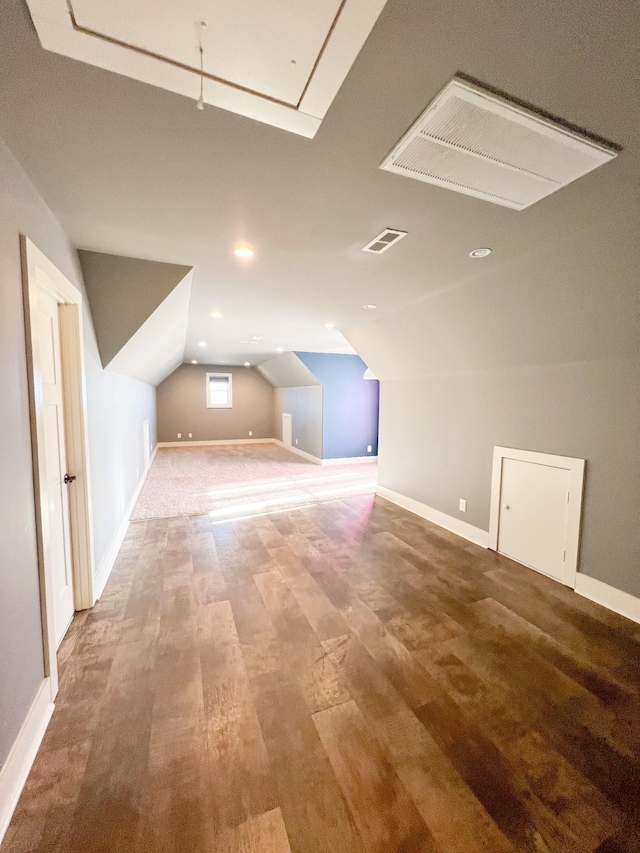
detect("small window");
top-left (206, 372), bottom-right (232, 408)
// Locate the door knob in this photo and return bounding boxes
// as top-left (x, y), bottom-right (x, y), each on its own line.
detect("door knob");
top-left (64, 473), bottom-right (77, 484)
top-left (502, 504), bottom-right (510, 509)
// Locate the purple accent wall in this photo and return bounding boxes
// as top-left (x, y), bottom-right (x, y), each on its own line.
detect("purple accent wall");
top-left (295, 352), bottom-right (379, 459)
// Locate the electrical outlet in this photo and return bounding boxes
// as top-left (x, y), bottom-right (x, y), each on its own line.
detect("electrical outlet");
top-left (249, 431), bottom-right (253, 436)
top-left (367, 445), bottom-right (372, 453)
top-left (295, 439), bottom-right (298, 445)
top-left (177, 433), bottom-right (182, 439)
top-left (188, 433), bottom-right (192, 438)
top-left (459, 498), bottom-right (467, 512)
top-left (136, 468), bottom-right (139, 478)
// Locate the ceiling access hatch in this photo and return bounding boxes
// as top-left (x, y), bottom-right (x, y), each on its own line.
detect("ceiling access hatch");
top-left (362, 228), bottom-right (408, 253)
top-left (24, 0), bottom-right (389, 138)
top-left (380, 77), bottom-right (618, 210)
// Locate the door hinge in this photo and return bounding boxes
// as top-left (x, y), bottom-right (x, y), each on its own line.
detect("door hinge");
top-left (563, 550), bottom-right (566, 561)
top-left (567, 492), bottom-right (570, 504)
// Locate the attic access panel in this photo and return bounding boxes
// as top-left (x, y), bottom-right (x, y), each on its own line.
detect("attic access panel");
top-left (381, 77), bottom-right (617, 209)
top-left (25, 0), bottom-right (388, 138)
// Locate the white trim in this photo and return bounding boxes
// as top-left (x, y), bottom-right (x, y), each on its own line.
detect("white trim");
top-left (489, 446), bottom-right (585, 588)
top-left (376, 486), bottom-right (489, 548)
top-left (575, 574), bottom-right (640, 625)
top-left (205, 371), bottom-right (233, 409)
top-left (321, 455), bottom-right (378, 466)
top-left (157, 438), bottom-right (275, 448)
top-left (21, 237), bottom-right (96, 696)
top-left (273, 439), bottom-right (376, 466)
top-left (93, 443), bottom-right (157, 600)
top-left (273, 439), bottom-right (322, 465)
top-left (157, 438), bottom-right (376, 465)
top-left (0, 678), bottom-right (55, 845)
top-left (25, 0), bottom-right (387, 139)
top-left (281, 412), bottom-right (293, 450)
top-left (58, 303), bottom-right (95, 611)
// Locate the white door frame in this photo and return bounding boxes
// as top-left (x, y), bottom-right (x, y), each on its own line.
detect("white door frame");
top-left (489, 446), bottom-right (585, 588)
top-left (21, 236), bottom-right (95, 697)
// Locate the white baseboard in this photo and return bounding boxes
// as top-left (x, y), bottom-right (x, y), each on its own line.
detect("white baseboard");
top-left (273, 440), bottom-right (377, 466)
top-left (0, 678), bottom-right (55, 844)
top-left (273, 439), bottom-right (322, 465)
top-left (574, 574), bottom-right (640, 624)
top-left (157, 438), bottom-right (275, 448)
top-left (376, 485), bottom-right (489, 548)
top-left (93, 444), bottom-right (157, 601)
top-left (157, 438), bottom-right (376, 466)
top-left (321, 455), bottom-right (378, 466)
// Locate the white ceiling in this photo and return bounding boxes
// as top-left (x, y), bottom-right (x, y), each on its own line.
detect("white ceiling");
top-left (257, 352), bottom-right (322, 388)
top-left (2, 0), bottom-right (637, 372)
top-left (24, 0), bottom-right (388, 136)
top-left (70, 0), bottom-right (342, 105)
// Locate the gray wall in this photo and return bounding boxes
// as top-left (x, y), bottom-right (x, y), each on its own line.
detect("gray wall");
top-left (275, 386), bottom-right (324, 459)
top-left (378, 360), bottom-right (640, 596)
top-left (78, 251), bottom-right (191, 367)
top-left (157, 363), bottom-right (275, 442)
top-left (348, 214), bottom-right (640, 599)
top-left (0, 137), bottom-right (156, 767)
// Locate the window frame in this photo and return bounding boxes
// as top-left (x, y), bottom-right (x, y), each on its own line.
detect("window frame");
top-left (205, 372), bottom-right (233, 409)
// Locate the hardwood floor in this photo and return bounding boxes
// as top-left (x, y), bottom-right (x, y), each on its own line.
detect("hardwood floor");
top-left (3, 494), bottom-right (639, 853)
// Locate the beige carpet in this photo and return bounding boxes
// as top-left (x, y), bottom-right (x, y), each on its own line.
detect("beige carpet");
top-left (131, 443), bottom-right (378, 521)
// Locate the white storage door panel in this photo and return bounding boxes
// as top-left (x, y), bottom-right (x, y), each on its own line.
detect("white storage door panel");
top-left (497, 458), bottom-right (570, 582)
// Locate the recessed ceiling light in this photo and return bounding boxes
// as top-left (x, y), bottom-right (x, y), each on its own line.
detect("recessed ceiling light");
top-left (211, 311), bottom-right (223, 319)
top-left (469, 247), bottom-right (492, 258)
top-left (234, 246), bottom-right (254, 258)
top-left (276, 347), bottom-right (284, 353)
top-left (364, 304), bottom-right (377, 309)
top-left (198, 341), bottom-right (207, 347)
top-left (325, 322), bottom-right (335, 329)
top-left (191, 359), bottom-right (198, 364)
top-left (244, 362), bottom-right (251, 367)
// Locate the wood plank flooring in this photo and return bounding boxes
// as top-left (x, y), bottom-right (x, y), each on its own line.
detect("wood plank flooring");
top-left (3, 494), bottom-right (640, 853)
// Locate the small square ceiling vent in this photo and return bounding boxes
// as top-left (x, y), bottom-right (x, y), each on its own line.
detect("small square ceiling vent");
top-left (362, 229), bottom-right (408, 253)
top-left (380, 77), bottom-right (617, 210)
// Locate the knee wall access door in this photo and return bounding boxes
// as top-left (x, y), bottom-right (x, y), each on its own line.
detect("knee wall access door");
top-left (489, 447), bottom-right (585, 588)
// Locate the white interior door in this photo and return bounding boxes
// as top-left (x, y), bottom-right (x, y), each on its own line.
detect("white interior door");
top-left (497, 457), bottom-right (571, 583)
top-left (282, 413), bottom-right (292, 448)
top-left (37, 290), bottom-right (75, 646)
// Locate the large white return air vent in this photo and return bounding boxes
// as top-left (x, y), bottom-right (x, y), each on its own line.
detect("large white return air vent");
top-left (380, 78), bottom-right (617, 209)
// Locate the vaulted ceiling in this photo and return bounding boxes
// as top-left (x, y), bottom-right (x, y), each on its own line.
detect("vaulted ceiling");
top-left (1, 0), bottom-right (638, 375)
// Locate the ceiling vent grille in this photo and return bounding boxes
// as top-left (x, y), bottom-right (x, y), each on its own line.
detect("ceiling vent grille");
top-left (380, 78), bottom-right (617, 210)
top-left (362, 228), bottom-right (408, 253)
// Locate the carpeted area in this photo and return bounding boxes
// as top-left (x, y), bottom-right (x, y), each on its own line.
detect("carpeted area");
top-left (131, 443), bottom-right (378, 521)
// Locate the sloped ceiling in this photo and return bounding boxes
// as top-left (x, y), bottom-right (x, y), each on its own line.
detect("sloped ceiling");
top-left (257, 352), bottom-right (321, 388)
top-left (1, 0), bottom-right (638, 373)
top-left (345, 213), bottom-right (640, 382)
top-left (105, 271), bottom-right (193, 385)
top-left (78, 250), bottom-right (193, 367)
